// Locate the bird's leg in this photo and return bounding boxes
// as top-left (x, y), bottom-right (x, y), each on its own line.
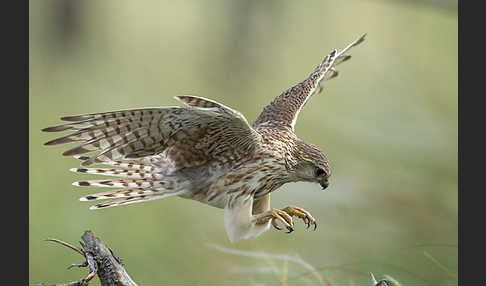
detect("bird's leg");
top-left (223, 195), bottom-right (317, 242)
top-left (224, 194), bottom-right (272, 243)
top-left (281, 206), bottom-right (317, 230)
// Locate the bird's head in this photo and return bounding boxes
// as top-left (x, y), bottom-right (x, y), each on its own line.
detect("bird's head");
top-left (290, 140), bottom-right (331, 190)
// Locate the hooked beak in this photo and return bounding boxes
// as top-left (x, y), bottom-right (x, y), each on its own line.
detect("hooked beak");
top-left (319, 180), bottom-right (329, 190)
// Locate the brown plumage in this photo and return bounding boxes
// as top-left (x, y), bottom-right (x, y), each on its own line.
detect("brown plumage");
top-left (42, 34), bottom-right (366, 242)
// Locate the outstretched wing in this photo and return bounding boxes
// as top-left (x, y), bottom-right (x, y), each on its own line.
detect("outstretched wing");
top-left (43, 96), bottom-right (262, 169)
top-left (253, 34), bottom-right (366, 131)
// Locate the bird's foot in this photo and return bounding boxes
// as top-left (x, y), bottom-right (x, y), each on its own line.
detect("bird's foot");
top-left (281, 206), bottom-right (317, 230)
top-left (254, 208), bottom-right (295, 233)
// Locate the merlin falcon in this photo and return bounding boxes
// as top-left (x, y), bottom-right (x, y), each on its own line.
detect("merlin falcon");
top-left (43, 34), bottom-right (366, 243)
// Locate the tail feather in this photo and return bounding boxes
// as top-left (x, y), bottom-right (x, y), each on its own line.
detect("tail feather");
top-left (88, 191), bottom-right (185, 210)
top-left (70, 168), bottom-right (155, 179)
top-left (80, 187), bottom-right (175, 201)
top-left (73, 178), bottom-right (167, 188)
top-left (71, 160), bottom-right (186, 209)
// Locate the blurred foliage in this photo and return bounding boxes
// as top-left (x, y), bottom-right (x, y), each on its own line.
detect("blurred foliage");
top-left (30, 0), bottom-right (457, 285)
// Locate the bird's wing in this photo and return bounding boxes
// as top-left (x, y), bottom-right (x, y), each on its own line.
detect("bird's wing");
top-left (43, 96), bottom-right (262, 168)
top-left (253, 34), bottom-right (366, 131)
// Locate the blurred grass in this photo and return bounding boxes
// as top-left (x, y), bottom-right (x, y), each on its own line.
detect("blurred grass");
top-left (30, 0), bottom-right (457, 285)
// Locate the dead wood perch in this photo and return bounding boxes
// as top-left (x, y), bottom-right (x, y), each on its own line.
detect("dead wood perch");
top-left (39, 230), bottom-right (138, 286)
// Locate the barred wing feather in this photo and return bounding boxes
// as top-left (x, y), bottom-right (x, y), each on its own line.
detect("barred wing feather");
top-left (43, 96), bottom-right (262, 169)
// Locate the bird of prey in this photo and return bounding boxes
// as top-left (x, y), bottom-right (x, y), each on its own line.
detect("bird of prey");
top-left (43, 34), bottom-right (365, 243)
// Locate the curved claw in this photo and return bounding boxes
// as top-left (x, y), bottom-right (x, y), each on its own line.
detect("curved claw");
top-left (313, 220), bottom-right (317, 231)
top-left (281, 206), bottom-right (316, 232)
top-left (265, 211), bottom-right (293, 233)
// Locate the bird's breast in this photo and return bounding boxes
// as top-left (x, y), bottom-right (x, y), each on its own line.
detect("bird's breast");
top-left (185, 144), bottom-right (289, 208)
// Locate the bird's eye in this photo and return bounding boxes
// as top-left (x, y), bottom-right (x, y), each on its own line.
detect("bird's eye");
top-left (315, 168), bottom-right (326, 177)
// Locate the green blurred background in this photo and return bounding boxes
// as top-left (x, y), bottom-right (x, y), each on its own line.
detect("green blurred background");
top-left (30, 0), bottom-right (457, 285)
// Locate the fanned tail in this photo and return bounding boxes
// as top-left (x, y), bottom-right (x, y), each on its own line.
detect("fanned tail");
top-left (70, 162), bottom-right (187, 209)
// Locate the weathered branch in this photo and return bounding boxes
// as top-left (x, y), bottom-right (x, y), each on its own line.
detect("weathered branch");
top-left (39, 230), bottom-right (138, 286)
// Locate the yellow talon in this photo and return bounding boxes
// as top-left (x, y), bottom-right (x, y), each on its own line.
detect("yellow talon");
top-left (281, 206), bottom-right (317, 230)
